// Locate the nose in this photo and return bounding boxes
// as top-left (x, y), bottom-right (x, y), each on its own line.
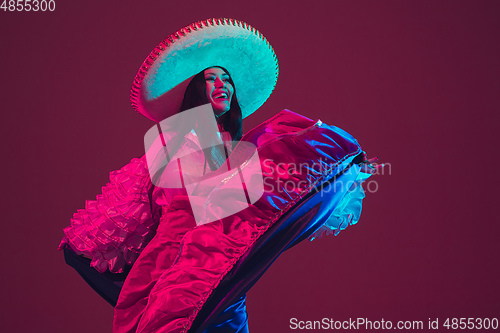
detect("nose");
top-left (214, 77), bottom-right (226, 88)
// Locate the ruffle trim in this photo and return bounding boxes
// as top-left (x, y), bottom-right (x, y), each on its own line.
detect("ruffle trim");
top-left (308, 170), bottom-right (369, 241)
top-left (58, 156), bottom-right (161, 273)
top-left (117, 110), bottom-right (365, 332)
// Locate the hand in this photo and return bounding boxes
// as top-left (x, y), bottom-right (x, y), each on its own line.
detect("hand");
top-left (359, 156), bottom-right (385, 175)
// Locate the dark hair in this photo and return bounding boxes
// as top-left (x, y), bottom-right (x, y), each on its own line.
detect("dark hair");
top-left (153, 67), bottom-right (243, 180)
top-left (180, 66), bottom-right (242, 143)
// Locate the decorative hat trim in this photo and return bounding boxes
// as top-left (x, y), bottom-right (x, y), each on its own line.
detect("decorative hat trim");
top-left (130, 18), bottom-right (279, 122)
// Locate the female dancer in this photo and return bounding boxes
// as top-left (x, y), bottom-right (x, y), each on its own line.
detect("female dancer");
top-left (59, 18), bottom-right (376, 333)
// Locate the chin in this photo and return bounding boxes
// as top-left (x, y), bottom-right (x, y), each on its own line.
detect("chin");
top-left (214, 107), bottom-right (230, 117)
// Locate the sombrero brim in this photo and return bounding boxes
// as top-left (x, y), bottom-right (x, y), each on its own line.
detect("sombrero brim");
top-left (130, 18), bottom-right (279, 122)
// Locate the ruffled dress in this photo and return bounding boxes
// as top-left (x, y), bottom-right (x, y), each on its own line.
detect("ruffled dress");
top-left (59, 110), bottom-right (372, 333)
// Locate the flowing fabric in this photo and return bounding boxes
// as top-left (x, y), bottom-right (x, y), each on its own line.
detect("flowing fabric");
top-left (59, 110), bottom-right (371, 333)
top-left (58, 129), bottom-right (208, 273)
top-left (57, 156), bottom-right (161, 273)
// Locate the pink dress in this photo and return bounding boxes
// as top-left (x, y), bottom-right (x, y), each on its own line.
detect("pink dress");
top-left (59, 110), bottom-right (371, 333)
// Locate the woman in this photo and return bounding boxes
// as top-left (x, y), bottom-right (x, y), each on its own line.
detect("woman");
top-left (159, 65), bottom-right (243, 177)
top-left (59, 18), bottom-right (376, 333)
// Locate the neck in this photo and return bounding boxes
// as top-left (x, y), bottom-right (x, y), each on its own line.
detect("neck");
top-left (215, 114), bottom-right (225, 131)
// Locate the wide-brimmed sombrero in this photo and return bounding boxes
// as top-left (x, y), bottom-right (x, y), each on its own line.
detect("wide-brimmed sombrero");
top-left (130, 18), bottom-right (279, 122)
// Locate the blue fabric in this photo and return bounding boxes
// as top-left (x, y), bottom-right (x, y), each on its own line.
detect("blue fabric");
top-left (189, 154), bottom-right (365, 333)
top-left (202, 296), bottom-right (249, 333)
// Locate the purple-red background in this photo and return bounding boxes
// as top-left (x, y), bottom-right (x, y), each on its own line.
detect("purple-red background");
top-left (1, 1), bottom-right (498, 332)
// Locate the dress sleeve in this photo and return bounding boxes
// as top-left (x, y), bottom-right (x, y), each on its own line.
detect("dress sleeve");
top-left (58, 155), bottom-right (162, 273)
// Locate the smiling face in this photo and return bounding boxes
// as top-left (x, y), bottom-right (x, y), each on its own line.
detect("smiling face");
top-left (204, 67), bottom-right (234, 117)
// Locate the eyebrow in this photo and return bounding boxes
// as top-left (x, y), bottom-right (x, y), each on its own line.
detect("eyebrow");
top-left (204, 72), bottom-right (229, 77)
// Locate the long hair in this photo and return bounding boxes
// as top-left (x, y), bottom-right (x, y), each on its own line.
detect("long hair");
top-left (153, 66), bottom-right (243, 183)
top-left (180, 66), bottom-right (242, 143)
top-left (147, 68), bottom-right (243, 223)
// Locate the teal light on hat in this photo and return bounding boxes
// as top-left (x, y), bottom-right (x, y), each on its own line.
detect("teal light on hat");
top-left (130, 18), bottom-right (279, 122)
